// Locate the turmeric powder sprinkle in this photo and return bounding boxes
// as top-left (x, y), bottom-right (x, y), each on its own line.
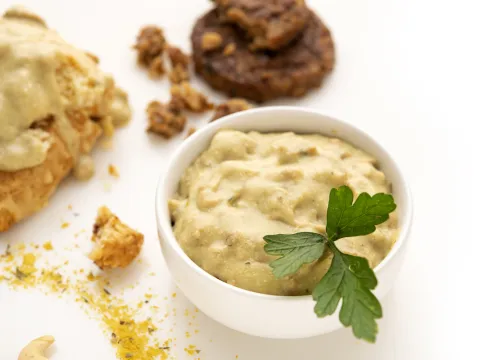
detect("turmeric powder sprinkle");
top-left (0, 244), bottom-right (202, 360)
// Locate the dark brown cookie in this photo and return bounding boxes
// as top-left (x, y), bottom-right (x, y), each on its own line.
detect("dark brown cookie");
top-left (214, 0), bottom-right (310, 50)
top-left (191, 9), bottom-right (334, 103)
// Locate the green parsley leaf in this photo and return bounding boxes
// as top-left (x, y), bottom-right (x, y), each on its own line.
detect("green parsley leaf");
top-left (312, 242), bottom-right (382, 342)
top-left (264, 232), bottom-right (326, 278)
top-left (326, 186), bottom-right (396, 240)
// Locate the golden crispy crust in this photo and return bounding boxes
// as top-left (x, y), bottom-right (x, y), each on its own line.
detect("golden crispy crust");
top-left (0, 119), bottom-right (102, 232)
top-left (89, 206), bottom-right (144, 269)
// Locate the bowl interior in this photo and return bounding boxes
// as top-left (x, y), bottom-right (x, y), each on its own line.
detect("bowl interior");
top-left (156, 106), bottom-right (412, 296)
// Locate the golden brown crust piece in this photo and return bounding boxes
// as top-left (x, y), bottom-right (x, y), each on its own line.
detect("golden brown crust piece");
top-left (0, 120), bottom-right (101, 232)
top-left (89, 206), bottom-right (144, 270)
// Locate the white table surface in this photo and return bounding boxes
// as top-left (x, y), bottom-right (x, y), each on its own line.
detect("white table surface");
top-left (1, 0), bottom-right (478, 359)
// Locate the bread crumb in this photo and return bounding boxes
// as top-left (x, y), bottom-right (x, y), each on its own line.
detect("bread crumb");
top-left (43, 241), bottom-right (53, 251)
top-left (108, 164), bottom-right (119, 178)
top-left (89, 206), bottom-right (144, 270)
top-left (134, 25), bottom-right (167, 77)
top-left (61, 222), bottom-right (70, 229)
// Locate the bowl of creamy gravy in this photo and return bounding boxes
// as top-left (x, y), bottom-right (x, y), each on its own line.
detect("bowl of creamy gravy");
top-left (156, 107), bottom-right (412, 338)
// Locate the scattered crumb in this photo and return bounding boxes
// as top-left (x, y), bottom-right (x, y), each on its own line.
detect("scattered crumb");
top-left (146, 100), bottom-right (186, 138)
top-left (68, 205), bottom-right (73, 210)
top-left (201, 31), bottom-right (222, 51)
top-left (89, 206), bottom-right (144, 270)
top-left (134, 25), bottom-right (167, 77)
top-left (168, 65), bottom-right (189, 84)
top-left (170, 82), bottom-right (213, 113)
top-left (172, 292), bottom-right (177, 298)
top-left (43, 241), bottom-right (53, 251)
top-left (108, 164), bottom-right (119, 178)
top-left (186, 127), bottom-right (196, 138)
top-left (211, 98), bottom-right (253, 122)
top-left (61, 222), bottom-right (70, 229)
top-left (167, 46), bottom-right (189, 68)
top-left (184, 345), bottom-right (201, 356)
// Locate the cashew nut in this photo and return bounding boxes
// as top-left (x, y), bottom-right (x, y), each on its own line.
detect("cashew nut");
top-left (18, 336), bottom-right (55, 360)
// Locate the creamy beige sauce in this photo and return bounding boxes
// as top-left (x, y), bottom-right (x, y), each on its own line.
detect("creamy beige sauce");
top-left (170, 130), bottom-right (398, 296)
top-left (0, 7), bottom-right (118, 171)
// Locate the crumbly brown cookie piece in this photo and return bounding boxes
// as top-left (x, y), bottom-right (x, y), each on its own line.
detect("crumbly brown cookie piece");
top-left (167, 46), bottom-right (190, 68)
top-left (211, 98), bottom-right (253, 121)
top-left (214, 0), bottom-right (310, 50)
top-left (167, 46), bottom-right (190, 84)
top-left (191, 9), bottom-right (335, 102)
top-left (170, 81), bottom-right (214, 112)
top-left (146, 100), bottom-right (186, 138)
top-left (89, 206), bottom-right (144, 270)
top-left (134, 25), bottom-right (167, 77)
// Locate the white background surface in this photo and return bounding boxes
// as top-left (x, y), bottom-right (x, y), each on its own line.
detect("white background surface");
top-left (0, 0), bottom-right (478, 359)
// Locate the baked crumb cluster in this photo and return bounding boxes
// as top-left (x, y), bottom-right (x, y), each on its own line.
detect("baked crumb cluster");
top-left (134, 25), bottom-right (250, 139)
top-left (89, 206), bottom-right (144, 269)
top-left (211, 98), bottom-right (252, 122)
top-left (134, 25), bottom-right (167, 77)
top-left (146, 101), bottom-right (187, 138)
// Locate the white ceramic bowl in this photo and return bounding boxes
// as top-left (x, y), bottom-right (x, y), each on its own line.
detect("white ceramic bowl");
top-left (156, 107), bottom-right (412, 339)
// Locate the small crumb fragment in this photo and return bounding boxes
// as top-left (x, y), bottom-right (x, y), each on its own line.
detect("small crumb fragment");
top-left (168, 65), bottom-right (189, 84)
top-left (43, 241), bottom-right (53, 251)
top-left (201, 32), bottom-right (223, 51)
top-left (73, 154), bottom-right (95, 181)
top-left (167, 46), bottom-right (190, 84)
top-left (146, 101), bottom-right (186, 138)
top-left (134, 25), bottom-right (167, 77)
top-left (186, 127), bottom-right (196, 138)
top-left (170, 82), bottom-right (213, 113)
top-left (167, 46), bottom-right (190, 68)
top-left (223, 43), bottom-right (236, 56)
top-left (89, 206), bottom-right (144, 270)
top-left (61, 222), bottom-right (70, 229)
top-left (211, 98), bottom-right (253, 122)
top-left (108, 164), bottom-right (119, 178)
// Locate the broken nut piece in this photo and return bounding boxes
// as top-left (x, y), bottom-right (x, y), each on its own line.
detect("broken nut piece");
top-left (201, 31), bottom-right (223, 51)
top-left (89, 206), bottom-right (144, 270)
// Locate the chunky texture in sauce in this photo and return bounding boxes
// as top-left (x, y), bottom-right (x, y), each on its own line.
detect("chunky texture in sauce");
top-left (170, 130), bottom-right (398, 296)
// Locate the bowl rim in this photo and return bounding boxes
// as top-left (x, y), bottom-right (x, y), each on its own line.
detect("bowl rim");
top-left (155, 106), bottom-right (413, 301)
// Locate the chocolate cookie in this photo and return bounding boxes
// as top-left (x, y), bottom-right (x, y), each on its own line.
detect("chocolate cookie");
top-left (214, 0), bottom-right (310, 50)
top-left (191, 9), bottom-right (334, 103)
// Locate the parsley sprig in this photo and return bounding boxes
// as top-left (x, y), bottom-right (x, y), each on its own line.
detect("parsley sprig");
top-left (264, 186), bottom-right (396, 342)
